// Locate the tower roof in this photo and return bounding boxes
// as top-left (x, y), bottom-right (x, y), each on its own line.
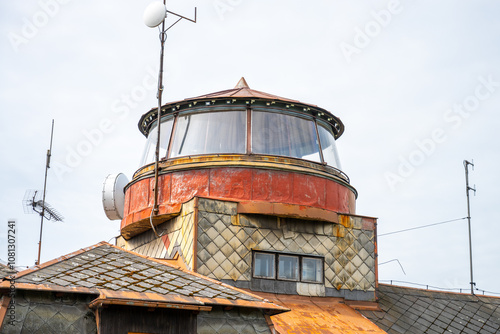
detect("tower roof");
top-left (190, 77), bottom-right (303, 104)
top-left (139, 78), bottom-right (344, 139)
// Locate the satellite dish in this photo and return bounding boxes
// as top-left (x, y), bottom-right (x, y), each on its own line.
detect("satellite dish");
top-left (102, 173), bottom-right (129, 220)
top-left (143, 1), bottom-right (167, 28)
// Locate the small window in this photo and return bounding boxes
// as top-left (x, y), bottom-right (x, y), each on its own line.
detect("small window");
top-left (302, 257), bottom-right (323, 283)
top-left (278, 255), bottom-right (299, 281)
top-left (253, 251), bottom-right (323, 283)
top-left (253, 252), bottom-right (275, 278)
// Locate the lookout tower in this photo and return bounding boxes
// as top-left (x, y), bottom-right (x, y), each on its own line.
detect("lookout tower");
top-left (107, 78), bottom-right (378, 301)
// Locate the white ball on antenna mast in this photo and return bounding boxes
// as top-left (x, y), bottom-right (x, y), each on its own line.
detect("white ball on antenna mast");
top-left (143, 1), bottom-right (167, 28)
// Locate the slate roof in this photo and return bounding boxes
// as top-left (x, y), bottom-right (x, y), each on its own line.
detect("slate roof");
top-left (0, 242), bottom-right (287, 313)
top-left (360, 284), bottom-right (500, 334)
top-left (0, 263), bottom-right (16, 279)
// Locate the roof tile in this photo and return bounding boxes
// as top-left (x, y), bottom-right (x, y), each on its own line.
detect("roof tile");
top-left (361, 284), bottom-right (500, 334)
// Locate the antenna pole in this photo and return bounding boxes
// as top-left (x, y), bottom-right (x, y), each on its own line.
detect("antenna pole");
top-left (37, 120), bottom-right (54, 265)
top-left (153, 0), bottom-right (167, 216)
top-left (145, 1), bottom-right (196, 223)
top-left (464, 159), bottom-right (475, 295)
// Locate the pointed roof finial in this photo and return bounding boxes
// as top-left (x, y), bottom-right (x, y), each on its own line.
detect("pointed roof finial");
top-left (234, 77), bottom-right (250, 89)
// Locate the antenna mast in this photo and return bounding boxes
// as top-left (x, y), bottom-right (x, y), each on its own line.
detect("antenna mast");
top-left (37, 120), bottom-right (55, 265)
top-left (464, 159), bottom-right (476, 295)
top-left (142, 1), bottom-right (196, 236)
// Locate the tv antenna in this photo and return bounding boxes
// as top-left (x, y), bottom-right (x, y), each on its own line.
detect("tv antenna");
top-left (22, 120), bottom-right (63, 265)
top-left (464, 159), bottom-right (476, 295)
top-left (143, 1), bottom-right (197, 236)
top-left (23, 190), bottom-right (64, 222)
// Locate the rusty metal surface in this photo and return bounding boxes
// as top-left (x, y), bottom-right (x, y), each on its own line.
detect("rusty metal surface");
top-left (134, 154), bottom-right (351, 184)
top-left (120, 205), bottom-right (181, 239)
top-left (89, 290), bottom-right (212, 311)
top-left (254, 292), bottom-right (387, 333)
top-left (237, 201), bottom-right (340, 224)
top-left (4, 242), bottom-right (287, 313)
top-left (0, 295), bottom-right (12, 328)
top-left (122, 164), bottom-right (357, 238)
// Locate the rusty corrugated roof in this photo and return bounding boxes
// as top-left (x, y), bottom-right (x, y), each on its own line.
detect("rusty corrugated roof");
top-left (0, 242), bottom-right (287, 313)
top-left (360, 284), bottom-right (500, 334)
top-left (255, 292), bottom-right (387, 333)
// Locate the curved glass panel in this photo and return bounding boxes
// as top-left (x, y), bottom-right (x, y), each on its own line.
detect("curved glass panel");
top-left (170, 111), bottom-right (246, 158)
top-left (141, 118), bottom-right (173, 166)
top-left (317, 121), bottom-right (342, 169)
top-left (251, 111), bottom-right (321, 163)
top-left (139, 109), bottom-right (342, 171)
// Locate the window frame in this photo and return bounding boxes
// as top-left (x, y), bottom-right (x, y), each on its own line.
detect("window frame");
top-left (300, 256), bottom-right (324, 284)
top-left (250, 109), bottom-right (322, 164)
top-left (169, 109), bottom-right (247, 159)
top-left (252, 250), bottom-right (324, 284)
top-left (277, 254), bottom-right (299, 281)
top-left (316, 118), bottom-right (342, 169)
top-left (252, 252), bottom-right (276, 279)
top-left (140, 115), bottom-right (174, 166)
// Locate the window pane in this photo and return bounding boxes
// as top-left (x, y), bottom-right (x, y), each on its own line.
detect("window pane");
top-left (171, 111), bottom-right (246, 158)
top-left (140, 118), bottom-right (173, 166)
top-left (252, 111), bottom-right (321, 162)
top-left (278, 255), bottom-right (298, 280)
top-left (254, 253), bottom-right (275, 278)
top-left (302, 257), bottom-right (323, 283)
top-left (317, 122), bottom-right (342, 169)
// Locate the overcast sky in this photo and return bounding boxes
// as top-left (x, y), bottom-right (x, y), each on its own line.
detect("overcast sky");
top-left (1, 1), bottom-right (499, 295)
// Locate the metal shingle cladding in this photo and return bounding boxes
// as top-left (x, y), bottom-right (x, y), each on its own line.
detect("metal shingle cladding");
top-left (196, 198), bottom-right (376, 293)
top-left (360, 284), bottom-right (500, 334)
